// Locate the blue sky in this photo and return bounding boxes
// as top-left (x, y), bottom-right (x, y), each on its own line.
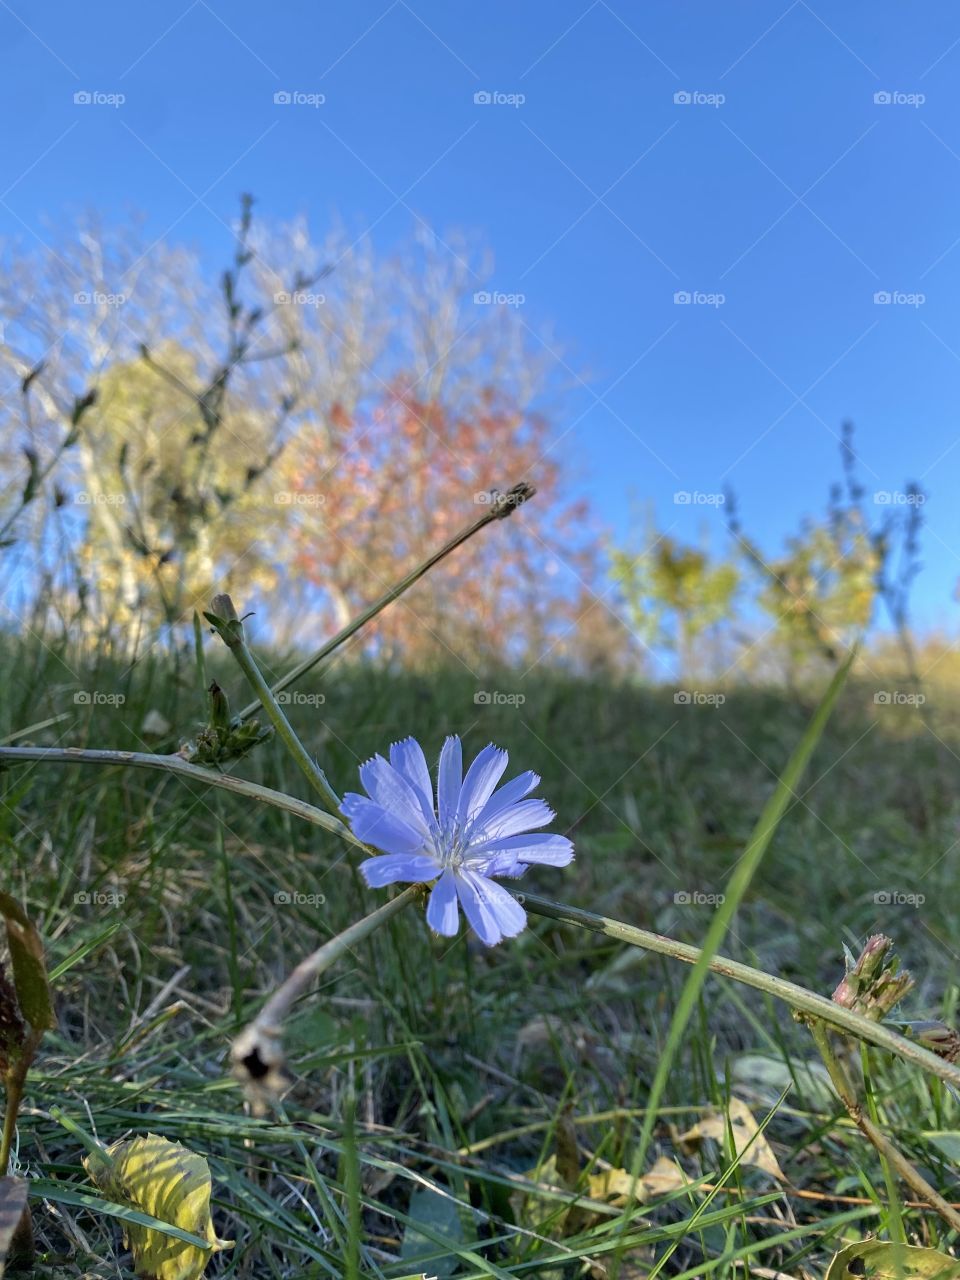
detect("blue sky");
top-left (3, 1), bottom-right (960, 629)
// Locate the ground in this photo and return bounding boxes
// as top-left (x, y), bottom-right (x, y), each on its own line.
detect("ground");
top-left (2, 637), bottom-right (959, 1277)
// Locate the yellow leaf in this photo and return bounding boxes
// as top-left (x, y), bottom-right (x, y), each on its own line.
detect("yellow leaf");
top-left (679, 1097), bottom-right (785, 1181)
top-left (588, 1155), bottom-right (687, 1205)
top-left (826, 1238), bottom-right (960, 1279)
top-left (84, 1134), bottom-right (232, 1280)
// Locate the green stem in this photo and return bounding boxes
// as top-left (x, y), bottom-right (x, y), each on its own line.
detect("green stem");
top-left (859, 1041), bottom-right (905, 1243)
top-left (1, 1030), bottom-right (42, 1176)
top-left (0, 746), bottom-right (363, 851)
top-left (214, 615), bottom-right (342, 814)
top-left (808, 1017), bottom-right (960, 1234)
top-left (6, 749), bottom-right (960, 1097)
top-left (521, 893), bottom-right (960, 1093)
top-left (236, 482), bottom-right (535, 722)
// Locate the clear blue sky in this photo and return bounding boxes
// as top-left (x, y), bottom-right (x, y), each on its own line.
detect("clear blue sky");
top-left (3, 1), bottom-right (960, 628)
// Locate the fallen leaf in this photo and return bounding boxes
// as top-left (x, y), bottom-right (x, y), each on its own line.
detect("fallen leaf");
top-left (826, 1238), bottom-right (960, 1279)
top-left (84, 1133), bottom-right (232, 1280)
top-left (588, 1155), bottom-right (687, 1204)
top-left (679, 1096), bottom-right (785, 1180)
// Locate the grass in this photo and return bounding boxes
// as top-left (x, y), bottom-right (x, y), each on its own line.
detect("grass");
top-left (2, 628), bottom-right (960, 1277)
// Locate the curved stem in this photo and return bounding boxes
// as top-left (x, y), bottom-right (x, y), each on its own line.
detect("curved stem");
top-left (808, 1017), bottom-right (960, 1234)
top-left (0, 746), bottom-right (363, 850)
top-left (5, 746), bottom-right (960, 1095)
top-left (521, 893), bottom-right (960, 1092)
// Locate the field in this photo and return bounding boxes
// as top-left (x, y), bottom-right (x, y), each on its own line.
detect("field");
top-left (3, 630), bottom-right (960, 1278)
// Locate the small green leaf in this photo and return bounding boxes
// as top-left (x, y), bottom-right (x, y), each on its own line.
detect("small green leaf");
top-left (0, 893), bottom-right (54, 1033)
top-left (400, 1187), bottom-right (464, 1279)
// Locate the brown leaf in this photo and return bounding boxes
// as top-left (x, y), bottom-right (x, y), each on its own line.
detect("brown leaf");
top-left (679, 1096), bottom-right (785, 1180)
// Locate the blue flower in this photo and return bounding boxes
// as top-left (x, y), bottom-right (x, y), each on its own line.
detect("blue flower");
top-left (340, 735), bottom-right (574, 946)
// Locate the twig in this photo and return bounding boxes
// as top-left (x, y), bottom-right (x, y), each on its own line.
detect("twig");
top-left (807, 1016), bottom-right (960, 1233)
top-left (0, 746), bottom-right (362, 850)
top-left (236, 482), bottom-right (536, 721)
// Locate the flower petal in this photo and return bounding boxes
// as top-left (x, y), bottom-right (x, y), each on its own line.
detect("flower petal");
top-left (389, 737), bottom-right (437, 826)
top-left (478, 833), bottom-right (575, 867)
top-left (340, 793), bottom-right (425, 855)
top-left (360, 754), bottom-right (432, 835)
top-left (458, 744), bottom-right (509, 826)
top-left (455, 870), bottom-right (527, 946)
top-left (437, 735), bottom-right (462, 828)
top-left (360, 853), bottom-right (441, 887)
top-left (472, 798), bottom-right (555, 844)
top-left (425, 868), bottom-right (460, 936)
top-left (476, 770), bottom-right (540, 822)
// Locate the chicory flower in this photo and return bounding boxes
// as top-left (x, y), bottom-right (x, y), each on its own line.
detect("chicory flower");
top-left (340, 735), bottom-right (573, 945)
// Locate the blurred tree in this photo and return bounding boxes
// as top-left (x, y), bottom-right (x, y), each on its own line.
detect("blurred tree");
top-left (610, 524), bottom-right (739, 678)
top-left (0, 206), bottom-right (602, 665)
top-left (727, 423), bottom-right (923, 684)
